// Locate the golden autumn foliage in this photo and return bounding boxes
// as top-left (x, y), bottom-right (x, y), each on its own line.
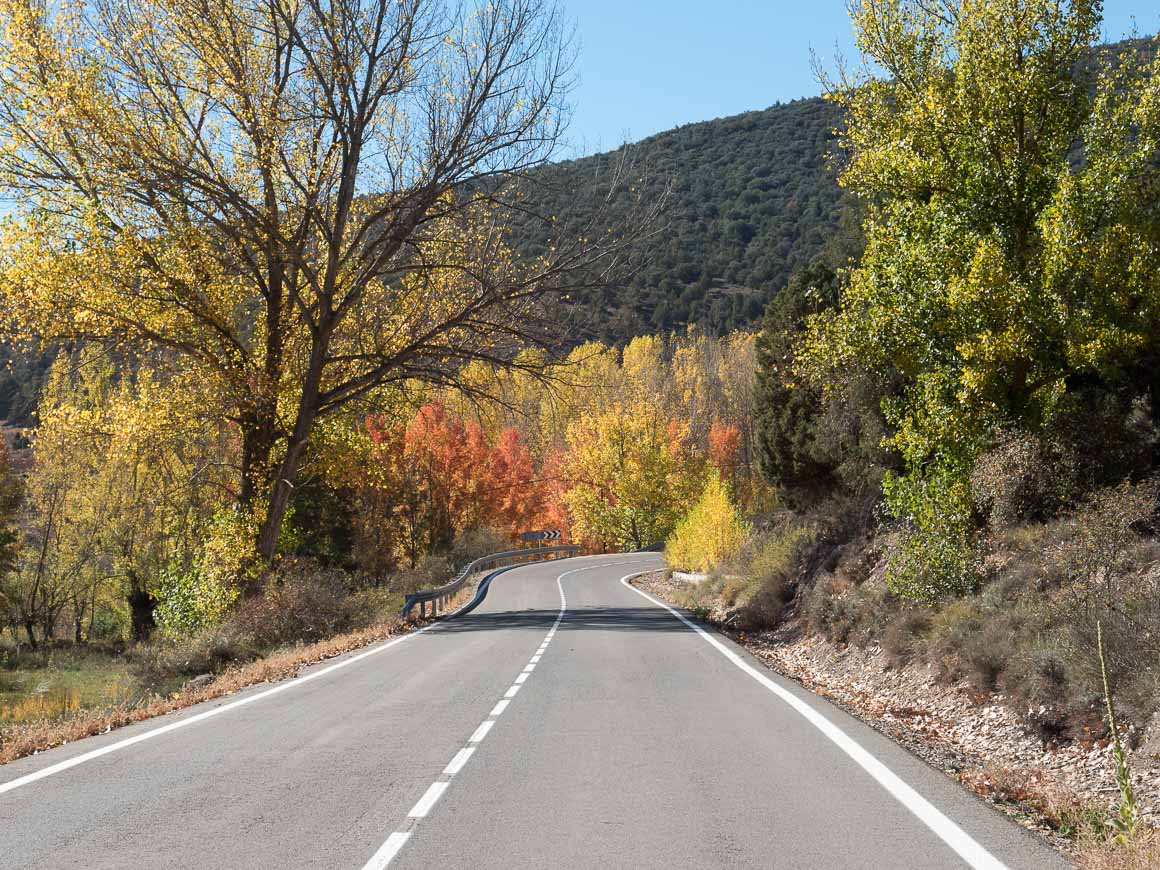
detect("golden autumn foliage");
top-left (0, 0), bottom-right (634, 563)
top-left (561, 403), bottom-right (705, 551)
top-left (665, 471), bottom-right (750, 574)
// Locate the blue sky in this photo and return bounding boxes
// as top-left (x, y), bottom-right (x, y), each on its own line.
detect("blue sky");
top-left (561, 0), bottom-right (1160, 157)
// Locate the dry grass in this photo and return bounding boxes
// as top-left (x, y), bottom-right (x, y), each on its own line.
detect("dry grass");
top-left (0, 617), bottom-right (410, 765)
top-left (1077, 831), bottom-right (1160, 869)
top-left (958, 762), bottom-right (1102, 840)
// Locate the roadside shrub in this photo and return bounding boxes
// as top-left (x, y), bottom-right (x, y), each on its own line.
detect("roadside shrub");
top-left (230, 559), bottom-right (355, 649)
top-left (885, 468), bottom-right (981, 602)
top-left (971, 429), bottom-right (1079, 528)
top-left (136, 622), bottom-right (258, 683)
top-left (739, 575), bottom-right (792, 630)
top-left (880, 607), bottom-right (931, 666)
top-left (1006, 641), bottom-right (1071, 706)
top-left (155, 505), bottom-right (263, 638)
top-left (154, 564), bottom-right (238, 639)
top-left (139, 560), bottom-right (360, 684)
top-left (389, 554), bottom-right (453, 594)
top-left (348, 587), bottom-right (404, 628)
top-left (802, 573), bottom-right (864, 643)
top-left (1054, 479), bottom-right (1159, 603)
top-left (666, 471), bottom-right (751, 573)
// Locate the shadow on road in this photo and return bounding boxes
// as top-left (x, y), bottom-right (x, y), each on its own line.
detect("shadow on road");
top-left (429, 606), bottom-right (691, 634)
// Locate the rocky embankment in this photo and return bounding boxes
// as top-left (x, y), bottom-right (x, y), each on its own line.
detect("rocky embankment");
top-left (634, 570), bottom-right (1160, 856)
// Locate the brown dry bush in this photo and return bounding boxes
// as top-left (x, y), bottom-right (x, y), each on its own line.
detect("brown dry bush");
top-left (231, 560), bottom-right (356, 649)
top-left (879, 607), bottom-right (931, 666)
top-left (971, 429), bottom-right (1080, 527)
top-left (136, 559), bottom-right (361, 685)
top-left (1078, 831), bottom-right (1160, 870)
top-left (733, 519), bottom-right (818, 629)
top-left (389, 554), bottom-right (454, 594)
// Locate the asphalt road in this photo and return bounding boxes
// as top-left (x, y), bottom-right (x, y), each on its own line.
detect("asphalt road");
top-left (0, 553), bottom-right (1068, 869)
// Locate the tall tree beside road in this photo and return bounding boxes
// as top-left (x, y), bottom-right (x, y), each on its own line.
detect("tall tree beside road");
top-left (0, 0), bottom-right (649, 565)
top-left (798, 0), bottom-right (1160, 599)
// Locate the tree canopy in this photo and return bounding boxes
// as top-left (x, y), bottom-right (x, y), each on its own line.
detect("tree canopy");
top-left (0, 0), bottom-right (642, 562)
top-left (797, 0), bottom-right (1160, 599)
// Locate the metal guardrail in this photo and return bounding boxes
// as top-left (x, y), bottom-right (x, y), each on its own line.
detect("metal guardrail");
top-left (400, 545), bottom-right (581, 620)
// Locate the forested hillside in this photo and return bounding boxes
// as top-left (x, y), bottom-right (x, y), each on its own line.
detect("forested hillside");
top-left (511, 97), bottom-right (850, 339)
top-left (508, 36), bottom-right (1156, 343)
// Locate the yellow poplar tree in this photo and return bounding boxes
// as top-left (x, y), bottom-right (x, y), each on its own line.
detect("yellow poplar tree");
top-left (0, 0), bottom-right (649, 563)
top-left (665, 470), bottom-right (750, 574)
top-left (562, 403), bottom-right (704, 551)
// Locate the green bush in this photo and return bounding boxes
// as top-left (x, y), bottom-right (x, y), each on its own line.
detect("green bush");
top-left (154, 565), bottom-right (238, 639)
top-left (884, 468), bottom-right (981, 602)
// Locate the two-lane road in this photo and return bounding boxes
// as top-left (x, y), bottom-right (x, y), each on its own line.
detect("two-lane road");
top-left (0, 554), bottom-right (1066, 869)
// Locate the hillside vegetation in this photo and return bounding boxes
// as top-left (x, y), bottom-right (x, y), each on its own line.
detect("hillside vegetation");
top-left (511, 97), bottom-right (851, 338)
top-left (2, 2), bottom-right (1160, 865)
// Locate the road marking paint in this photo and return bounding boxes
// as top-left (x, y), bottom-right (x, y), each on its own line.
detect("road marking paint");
top-left (0, 624), bottom-right (435, 797)
top-left (619, 572), bottom-right (1009, 870)
top-left (469, 721), bottom-right (494, 744)
top-left (408, 782), bottom-right (449, 818)
top-left (359, 556), bottom-right (659, 868)
top-left (443, 747), bottom-right (475, 777)
top-left (530, 655), bottom-right (542, 663)
top-left (362, 832), bottom-right (411, 870)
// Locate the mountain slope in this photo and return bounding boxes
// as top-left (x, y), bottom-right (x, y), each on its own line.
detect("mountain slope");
top-left (510, 96), bottom-right (851, 340)
top-left (510, 36), bottom-right (1157, 344)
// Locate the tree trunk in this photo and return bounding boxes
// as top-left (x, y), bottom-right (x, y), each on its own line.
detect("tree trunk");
top-left (239, 416), bottom-right (275, 507)
top-left (127, 574), bottom-right (156, 642)
top-left (255, 335), bottom-right (329, 562)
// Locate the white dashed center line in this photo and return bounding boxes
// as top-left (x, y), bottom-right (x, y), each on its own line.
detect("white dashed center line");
top-left (360, 558), bottom-right (655, 869)
top-left (468, 721), bottom-right (494, 744)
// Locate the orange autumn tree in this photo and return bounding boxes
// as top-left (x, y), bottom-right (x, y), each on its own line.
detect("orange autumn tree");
top-left (343, 404), bottom-right (548, 567)
top-left (490, 428), bottom-right (545, 539)
top-left (708, 419), bottom-right (742, 484)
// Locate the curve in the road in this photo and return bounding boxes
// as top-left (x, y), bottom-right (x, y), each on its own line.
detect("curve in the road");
top-left (0, 553), bottom-right (1068, 870)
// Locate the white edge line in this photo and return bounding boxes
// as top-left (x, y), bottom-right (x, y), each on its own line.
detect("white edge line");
top-left (408, 781), bottom-right (449, 818)
top-left (618, 572), bottom-right (1009, 870)
top-left (0, 623), bottom-right (431, 797)
top-left (361, 831), bottom-right (411, 870)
